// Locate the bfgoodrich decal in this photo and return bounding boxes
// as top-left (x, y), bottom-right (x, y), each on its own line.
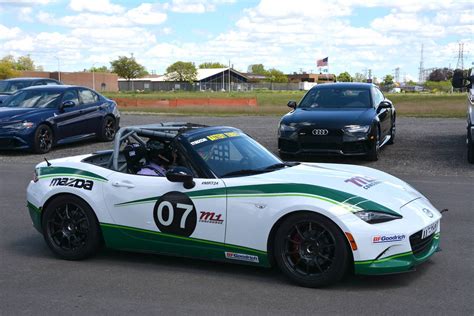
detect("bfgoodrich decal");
top-left (372, 234), bottom-right (406, 243)
top-left (225, 252), bottom-right (259, 263)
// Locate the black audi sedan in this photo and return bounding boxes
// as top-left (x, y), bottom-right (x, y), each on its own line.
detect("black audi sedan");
top-left (278, 83), bottom-right (395, 161)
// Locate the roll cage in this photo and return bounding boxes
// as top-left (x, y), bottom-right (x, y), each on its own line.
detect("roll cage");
top-left (107, 122), bottom-right (207, 172)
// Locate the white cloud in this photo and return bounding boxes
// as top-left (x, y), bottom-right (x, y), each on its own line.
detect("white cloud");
top-left (0, 24), bottom-right (21, 40)
top-left (0, 0), bottom-right (54, 6)
top-left (68, 0), bottom-right (125, 14)
top-left (169, 0), bottom-right (236, 13)
top-left (125, 3), bottom-right (167, 25)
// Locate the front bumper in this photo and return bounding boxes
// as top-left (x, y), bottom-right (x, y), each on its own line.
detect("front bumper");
top-left (0, 135), bottom-right (31, 150)
top-left (354, 233), bottom-right (440, 275)
top-left (278, 137), bottom-right (372, 156)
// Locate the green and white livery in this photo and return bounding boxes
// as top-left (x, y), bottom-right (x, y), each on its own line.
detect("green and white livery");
top-left (27, 123), bottom-right (441, 287)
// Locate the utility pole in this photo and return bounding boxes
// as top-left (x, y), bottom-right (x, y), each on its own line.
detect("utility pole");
top-left (393, 67), bottom-right (400, 83)
top-left (91, 62), bottom-right (96, 90)
top-left (456, 42), bottom-right (464, 70)
top-left (418, 43), bottom-right (424, 83)
top-left (55, 56), bottom-right (61, 82)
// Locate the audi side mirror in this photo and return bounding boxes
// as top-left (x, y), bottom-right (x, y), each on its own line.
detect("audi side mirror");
top-left (166, 167), bottom-right (195, 189)
top-left (287, 100), bottom-right (297, 109)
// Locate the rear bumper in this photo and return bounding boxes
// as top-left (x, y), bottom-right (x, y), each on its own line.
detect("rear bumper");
top-left (354, 233), bottom-right (440, 275)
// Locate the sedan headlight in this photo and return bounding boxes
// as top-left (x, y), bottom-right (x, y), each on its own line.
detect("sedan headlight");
top-left (279, 123), bottom-right (297, 132)
top-left (354, 211), bottom-right (402, 224)
top-left (3, 121), bottom-right (35, 129)
top-left (343, 125), bottom-right (370, 134)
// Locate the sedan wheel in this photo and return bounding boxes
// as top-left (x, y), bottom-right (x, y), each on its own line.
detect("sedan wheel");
top-left (99, 116), bottom-right (116, 142)
top-left (33, 124), bottom-right (53, 154)
top-left (274, 213), bottom-right (349, 287)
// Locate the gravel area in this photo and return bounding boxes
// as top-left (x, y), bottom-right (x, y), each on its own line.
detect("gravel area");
top-left (1, 114), bottom-right (472, 177)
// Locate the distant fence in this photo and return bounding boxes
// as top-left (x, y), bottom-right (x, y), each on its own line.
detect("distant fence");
top-left (119, 81), bottom-right (302, 92)
top-left (114, 97), bottom-right (258, 108)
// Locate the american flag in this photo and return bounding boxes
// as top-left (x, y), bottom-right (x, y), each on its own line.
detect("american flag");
top-left (317, 57), bottom-right (328, 67)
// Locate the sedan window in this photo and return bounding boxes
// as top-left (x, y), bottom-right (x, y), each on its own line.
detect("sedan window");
top-left (4, 90), bottom-right (61, 108)
top-left (62, 90), bottom-right (80, 106)
top-left (79, 89), bottom-right (99, 105)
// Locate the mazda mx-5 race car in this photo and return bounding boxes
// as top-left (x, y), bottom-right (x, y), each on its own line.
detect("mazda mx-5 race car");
top-left (27, 123), bottom-right (442, 287)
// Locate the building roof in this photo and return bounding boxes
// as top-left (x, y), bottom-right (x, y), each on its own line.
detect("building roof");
top-left (118, 68), bottom-right (248, 82)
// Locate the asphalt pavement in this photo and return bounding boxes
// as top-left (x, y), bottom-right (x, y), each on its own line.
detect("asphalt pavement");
top-left (1, 115), bottom-right (473, 315)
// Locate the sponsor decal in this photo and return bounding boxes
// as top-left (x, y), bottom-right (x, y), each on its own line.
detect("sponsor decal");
top-left (225, 252), bottom-right (259, 263)
top-left (49, 177), bottom-right (94, 191)
top-left (153, 191), bottom-right (197, 237)
top-left (201, 180), bottom-right (219, 185)
top-left (372, 234), bottom-right (406, 243)
top-left (190, 138), bottom-right (208, 146)
top-left (206, 132), bottom-right (240, 141)
top-left (345, 176), bottom-right (381, 190)
top-left (199, 211), bottom-right (224, 224)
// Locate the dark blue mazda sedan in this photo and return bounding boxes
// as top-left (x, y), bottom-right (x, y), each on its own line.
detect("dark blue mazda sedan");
top-left (0, 85), bottom-right (120, 153)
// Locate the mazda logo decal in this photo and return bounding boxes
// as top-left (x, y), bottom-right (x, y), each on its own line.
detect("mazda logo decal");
top-left (422, 208), bottom-right (434, 218)
top-left (312, 129), bottom-right (329, 136)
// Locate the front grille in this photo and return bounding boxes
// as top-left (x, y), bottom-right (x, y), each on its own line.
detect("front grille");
top-left (409, 230), bottom-right (435, 257)
top-left (298, 127), bottom-right (343, 147)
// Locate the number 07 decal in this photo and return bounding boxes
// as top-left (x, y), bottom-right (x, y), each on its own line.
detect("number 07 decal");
top-left (153, 191), bottom-right (197, 237)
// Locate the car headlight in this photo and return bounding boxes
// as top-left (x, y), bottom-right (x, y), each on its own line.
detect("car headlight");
top-left (3, 121), bottom-right (35, 129)
top-left (280, 123), bottom-right (297, 132)
top-left (354, 211), bottom-right (402, 224)
top-left (343, 125), bottom-right (370, 134)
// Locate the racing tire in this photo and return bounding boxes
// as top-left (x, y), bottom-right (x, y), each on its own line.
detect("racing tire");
top-left (33, 124), bottom-right (53, 154)
top-left (99, 116), bottom-right (116, 142)
top-left (468, 128), bottom-right (474, 164)
top-left (388, 119), bottom-right (396, 145)
top-left (42, 195), bottom-right (102, 260)
top-left (366, 125), bottom-right (380, 161)
top-left (273, 212), bottom-right (350, 288)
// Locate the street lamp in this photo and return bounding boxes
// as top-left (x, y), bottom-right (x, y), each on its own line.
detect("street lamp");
top-left (54, 56), bottom-right (61, 82)
top-left (91, 62), bottom-right (96, 90)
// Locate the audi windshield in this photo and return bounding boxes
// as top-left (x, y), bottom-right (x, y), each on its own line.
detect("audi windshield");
top-left (299, 87), bottom-right (372, 109)
top-left (186, 129), bottom-right (292, 178)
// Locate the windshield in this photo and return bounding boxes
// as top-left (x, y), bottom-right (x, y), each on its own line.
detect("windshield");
top-left (0, 81), bottom-right (29, 94)
top-left (186, 130), bottom-right (285, 178)
top-left (299, 87), bottom-right (372, 109)
top-left (3, 90), bottom-right (61, 108)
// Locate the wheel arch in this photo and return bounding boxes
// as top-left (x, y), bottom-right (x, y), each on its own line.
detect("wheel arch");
top-left (266, 210), bottom-right (354, 269)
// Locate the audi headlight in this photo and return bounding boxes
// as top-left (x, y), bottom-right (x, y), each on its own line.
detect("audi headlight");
top-left (3, 121), bottom-right (35, 129)
top-left (343, 125), bottom-right (370, 134)
top-left (354, 211), bottom-right (402, 224)
top-left (280, 123), bottom-right (297, 132)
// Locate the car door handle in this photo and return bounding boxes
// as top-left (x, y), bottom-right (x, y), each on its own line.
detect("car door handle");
top-left (111, 181), bottom-right (135, 188)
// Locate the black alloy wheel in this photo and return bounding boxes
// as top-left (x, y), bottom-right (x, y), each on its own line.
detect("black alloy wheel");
top-left (33, 124), bottom-right (53, 154)
top-left (274, 213), bottom-right (350, 287)
top-left (42, 195), bottom-right (101, 260)
top-left (388, 119), bottom-right (396, 145)
top-left (100, 116), bottom-right (116, 141)
top-left (367, 125), bottom-right (380, 161)
top-left (468, 128), bottom-right (474, 164)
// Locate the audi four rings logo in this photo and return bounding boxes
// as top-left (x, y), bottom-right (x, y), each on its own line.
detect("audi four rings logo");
top-left (312, 129), bottom-right (329, 136)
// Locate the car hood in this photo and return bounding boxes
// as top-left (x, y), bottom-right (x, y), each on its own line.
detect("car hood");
top-left (0, 107), bottom-right (53, 122)
top-left (237, 163), bottom-right (427, 217)
top-left (280, 108), bottom-right (374, 128)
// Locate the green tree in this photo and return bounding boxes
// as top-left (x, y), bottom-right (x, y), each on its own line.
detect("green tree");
top-left (166, 61), bottom-right (197, 82)
top-left (383, 74), bottom-right (394, 86)
top-left (266, 68), bottom-right (288, 83)
top-left (353, 72), bottom-right (366, 82)
top-left (428, 68), bottom-right (453, 82)
top-left (0, 57), bottom-right (19, 79)
top-left (199, 62), bottom-right (226, 69)
top-left (89, 66), bottom-right (110, 73)
top-left (337, 71), bottom-right (352, 82)
top-left (248, 64), bottom-right (266, 75)
top-left (15, 55), bottom-right (36, 71)
top-left (110, 55), bottom-right (148, 81)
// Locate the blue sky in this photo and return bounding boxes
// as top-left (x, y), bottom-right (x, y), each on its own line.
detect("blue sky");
top-left (0, 0), bottom-right (472, 82)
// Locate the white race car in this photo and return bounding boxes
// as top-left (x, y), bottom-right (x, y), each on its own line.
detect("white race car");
top-left (27, 123), bottom-right (442, 287)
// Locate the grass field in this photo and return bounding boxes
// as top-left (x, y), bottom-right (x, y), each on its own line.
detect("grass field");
top-left (103, 91), bottom-right (467, 118)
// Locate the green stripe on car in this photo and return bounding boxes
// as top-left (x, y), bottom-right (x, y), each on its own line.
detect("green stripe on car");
top-left (38, 167), bottom-right (108, 182)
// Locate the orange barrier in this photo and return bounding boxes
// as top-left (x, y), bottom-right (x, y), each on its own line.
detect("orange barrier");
top-left (113, 97), bottom-right (257, 108)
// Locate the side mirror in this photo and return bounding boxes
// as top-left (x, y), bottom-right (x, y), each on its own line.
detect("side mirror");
top-left (59, 100), bottom-right (75, 111)
top-left (287, 100), bottom-right (297, 109)
top-left (166, 167), bottom-right (195, 189)
top-left (378, 101), bottom-right (392, 109)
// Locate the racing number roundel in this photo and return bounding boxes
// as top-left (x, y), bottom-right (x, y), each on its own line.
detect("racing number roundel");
top-left (153, 191), bottom-right (197, 237)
